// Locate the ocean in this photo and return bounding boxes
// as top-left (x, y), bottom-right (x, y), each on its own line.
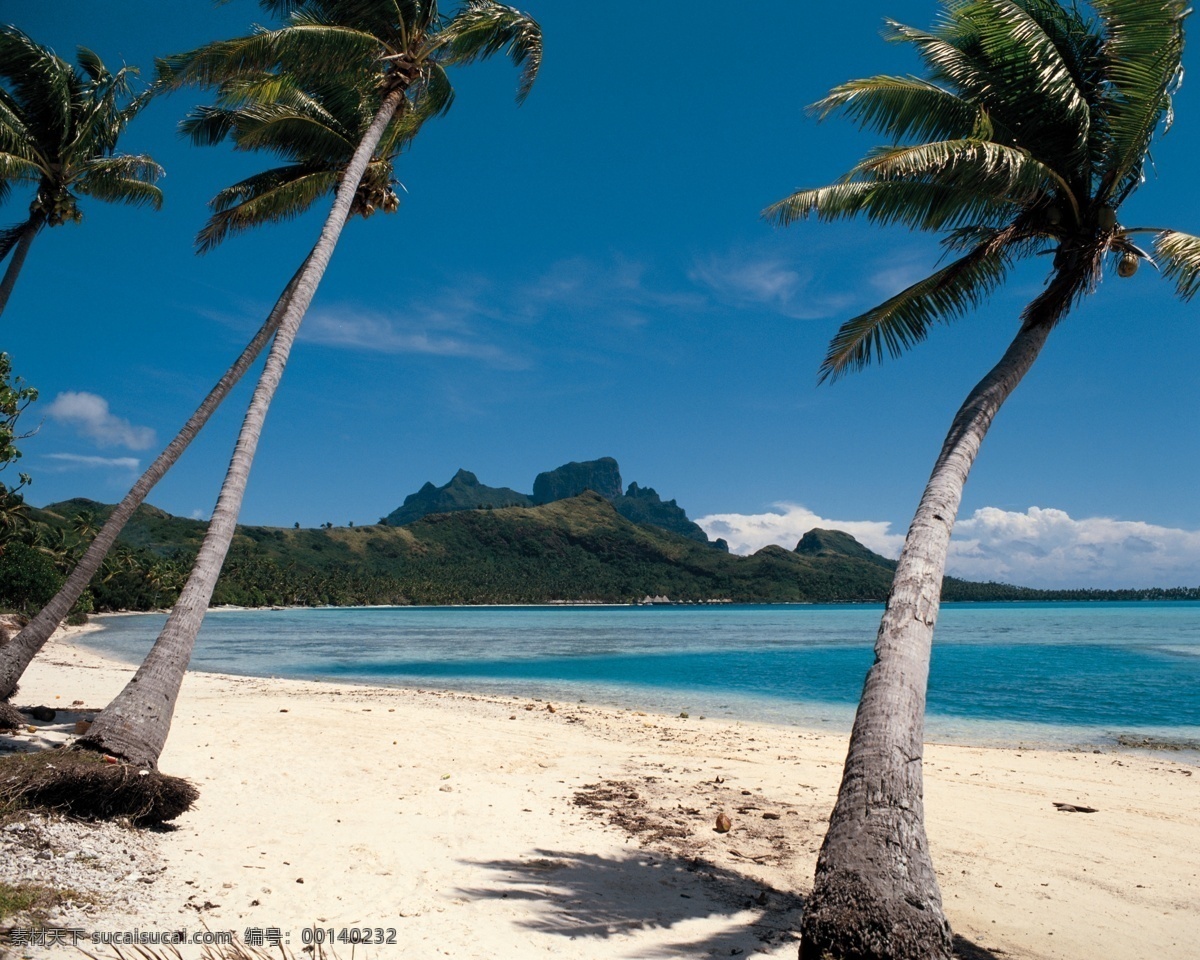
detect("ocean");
top-left (78, 602), bottom-right (1200, 754)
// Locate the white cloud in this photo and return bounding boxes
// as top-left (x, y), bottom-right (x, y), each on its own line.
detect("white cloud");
top-left (697, 503), bottom-right (1200, 589)
top-left (688, 253), bottom-right (853, 320)
top-left (45, 392), bottom-right (155, 450)
top-left (43, 453), bottom-right (140, 472)
top-left (697, 502), bottom-right (904, 558)
top-left (301, 306), bottom-right (526, 368)
top-left (949, 507), bottom-right (1200, 589)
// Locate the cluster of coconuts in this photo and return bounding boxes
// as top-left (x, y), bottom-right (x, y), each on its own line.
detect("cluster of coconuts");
top-left (31, 189), bottom-right (82, 226)
top-left (350, 186), bottom-right (400, 218)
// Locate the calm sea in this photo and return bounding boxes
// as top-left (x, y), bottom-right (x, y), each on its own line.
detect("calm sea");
top-left (80, 602), bottom-right (1200, 753)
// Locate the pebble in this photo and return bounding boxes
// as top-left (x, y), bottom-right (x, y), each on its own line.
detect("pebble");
top-left (0, 811), bottom-right (162, 932)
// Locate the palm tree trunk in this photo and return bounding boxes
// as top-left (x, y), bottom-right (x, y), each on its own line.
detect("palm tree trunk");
top-left (799, 317), bottom-right (1054, 960)
top-left (77, 86), bottom-right (408, 769)
top-left (0, 216), bottom-right (43, 319)
top-left (0, 253), bottom-right (313, 702)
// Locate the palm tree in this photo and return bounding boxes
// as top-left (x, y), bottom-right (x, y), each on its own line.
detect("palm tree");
top-left (0, 27), bottom-right (163, 317)
top-left (0, 62), bottom-right (437, 701)
top-left (0, 350), bottom-right (35, 545)
top-left (77, 0), bottom-right (542, 769)
top-left (765, 2), bottom-right (1198, 957)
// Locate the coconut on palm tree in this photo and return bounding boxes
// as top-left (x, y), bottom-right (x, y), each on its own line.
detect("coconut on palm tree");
top-left (0, 27), bottom-right (162, 317)
top-left (0, 59), bottom-right (442, 704)
top-left (75, 0), bottom-right (541, 772)
top-left (766, 2), bottom-right (1199, 958)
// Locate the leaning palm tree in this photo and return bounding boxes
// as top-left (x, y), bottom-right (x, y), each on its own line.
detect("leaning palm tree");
top-left (0, 66), bottom-right (438, 702)
top-left (76, 0), bottom-right (541, 769)
top-left (765, 2), bottom-right (1198, 958)
top-left (0, 27), bottom-right (162, 317)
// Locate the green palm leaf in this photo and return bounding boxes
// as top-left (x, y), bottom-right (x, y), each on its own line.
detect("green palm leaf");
top-left (436, 1), bottom-right (543, 103)
top-left (849, 140), bottom-right (1078, 219)
top-left (75, 156), bottom-right (165, 209)
top-left (820, 241), bottom-right (1014, 382)
top-left (197, 165), bottom-right (339, 252)
top-left (765, 179), bottom-right (1017, 232)
top-left (810, 75), bottom-right (991, 143)
top-left (155, 24), bottom-right (385, 90)
top-left (1154, 230), bottom-right (1200, 301)
top-left (1092, 0), bottom-right (1188, 201)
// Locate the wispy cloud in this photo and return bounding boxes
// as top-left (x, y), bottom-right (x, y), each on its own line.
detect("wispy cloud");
top-left (301, 305), bottom-right (526, 368)
top-left (697, 503), bottom-right (1200, 589)
top-left (688, 251), bottom-right (855, 320)
top-left (44, 392), bottom-right (155, 450)
top-left (43, 453), bottom-right (140, 472)
top-left (520, 256), bottom-right (704, 325)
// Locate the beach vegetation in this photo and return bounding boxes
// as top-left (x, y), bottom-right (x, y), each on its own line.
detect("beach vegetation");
top-left (766, 2), bottom-right (1198, 957)
top-left (0, 351), bottom-right (36, 542)
top-left (0, 878), bottom-right (86, 924)
top-left (0, 28), bottom-right (162, 318)
top-left (73, 0), bottom-right (542, 773)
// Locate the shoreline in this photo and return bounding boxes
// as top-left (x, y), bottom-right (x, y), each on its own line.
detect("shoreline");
top-left (74, 610), bottom-right (1200, 761)
top-left (2, 627), bottom-right (1198, 958)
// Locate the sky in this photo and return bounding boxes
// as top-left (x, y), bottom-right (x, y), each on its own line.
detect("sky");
top-left (2, 0), bottom-right (1199, 590)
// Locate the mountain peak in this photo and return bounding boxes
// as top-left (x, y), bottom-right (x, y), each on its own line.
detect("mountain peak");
top-left (795, 528), bottom-right (892, 567)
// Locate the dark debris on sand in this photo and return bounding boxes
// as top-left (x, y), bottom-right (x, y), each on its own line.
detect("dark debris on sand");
top-left (0, 749), bottom-right (198, 825)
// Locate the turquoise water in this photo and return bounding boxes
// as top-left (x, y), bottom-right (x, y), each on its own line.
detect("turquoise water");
top-left (82, 602), bottom-right (1200, 750)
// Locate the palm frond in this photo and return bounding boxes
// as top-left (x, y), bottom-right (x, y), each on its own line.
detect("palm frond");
top-left (0, 27), bottom-right (75, 157)
top-left (848, 140), bottom-right (1076, 217)
top-left (155, 25), bottom-right (384, 91)
top-left (406, 60), bottom-right (455, 122)
top-left (197, 165), bottom-right (338, 252)
top-left (1092, 0), bottom-right (1189, 202)
top-left (764, 179), bottom-right (1017, 233)
top-left (820, 240), bottom-right (1015, 381)
top-left (1154, 230), bottom-right (1200, 301)
top-left (810, 75), bottom-right (988, 143)
top-left (75, 46), bottom-right (109, 85)
top-left (0, 152), bottom-right (42, 184)
top-left (0, 90), bottom-right (37, 162)
top-left (886, 10), bottom-right (1089, 172)
top-left (956, 0), bottom-right (1092, 161)
top-left (76, 156), bottom-right (165, 209)
top-left (436, 1), bottom-right (542, 103)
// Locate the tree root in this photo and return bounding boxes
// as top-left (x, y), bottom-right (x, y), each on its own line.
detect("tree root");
top-left (0, 748), bottom-right (198, 825)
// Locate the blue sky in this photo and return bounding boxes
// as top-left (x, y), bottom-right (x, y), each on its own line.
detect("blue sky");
top-left (3, 0), bottom-right (1199, 588)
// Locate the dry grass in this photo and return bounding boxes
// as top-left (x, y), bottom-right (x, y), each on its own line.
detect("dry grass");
top-left (0, 749), bottom-right (198, 825)
top-left (83, 937), bottom-right (355, 959)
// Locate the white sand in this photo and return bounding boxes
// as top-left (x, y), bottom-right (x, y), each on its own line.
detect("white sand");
top-left (4, 626), bottom-right (1198, 959)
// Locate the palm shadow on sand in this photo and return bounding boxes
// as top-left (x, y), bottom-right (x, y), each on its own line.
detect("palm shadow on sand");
top-left (458, 847), bottom-right (1010, 958)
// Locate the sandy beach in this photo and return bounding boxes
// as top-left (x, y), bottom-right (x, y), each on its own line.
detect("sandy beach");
top-left (1, 625), bottom-right (1197, 960)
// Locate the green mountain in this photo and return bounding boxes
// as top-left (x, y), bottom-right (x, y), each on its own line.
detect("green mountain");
top-left (384, 469), bottom-right (532, 525)
top-left (19, 493), bottom-right (1171, 614)
top-left (386, 456), bottom-right (726, 549)
top-left (612, 482), bottom-right (724, 549)
top-left (795, 528), bottom-right (892, 566)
